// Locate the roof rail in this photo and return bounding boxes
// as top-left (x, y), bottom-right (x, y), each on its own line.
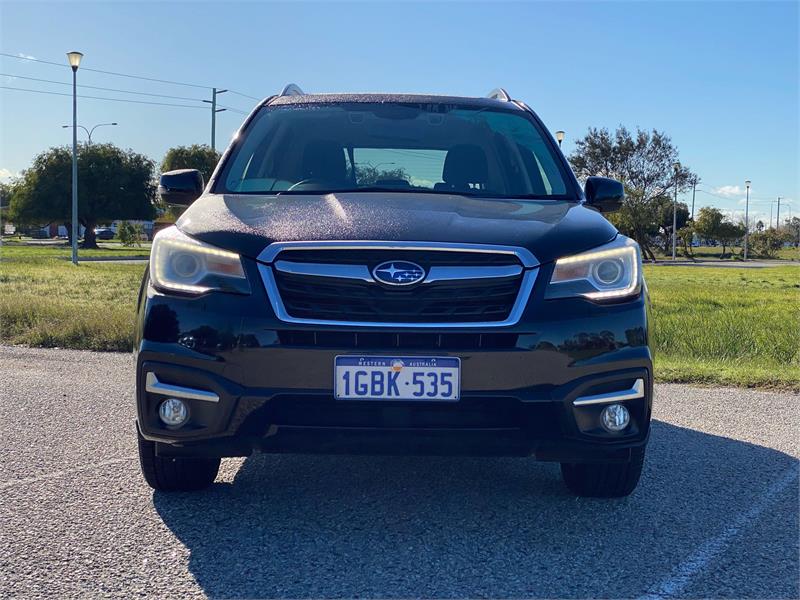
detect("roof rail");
top-left (279, 83), bottom-right (305, 97)
top-left (486, 88), bottom-right (511, 102)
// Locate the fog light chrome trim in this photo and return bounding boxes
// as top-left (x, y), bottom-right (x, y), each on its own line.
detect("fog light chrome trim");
top-left (572, 378), bottom-right (644, 406)
top-left (145, 373), bottom-right (219, 403)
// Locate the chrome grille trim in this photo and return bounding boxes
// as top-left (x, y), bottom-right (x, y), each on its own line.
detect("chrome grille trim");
top-left (258, 240), bottom-right (539, 268)
top-left (274, 260), bottom-right (523, 284)
top-left (258, 241), bottom-right (539, 328)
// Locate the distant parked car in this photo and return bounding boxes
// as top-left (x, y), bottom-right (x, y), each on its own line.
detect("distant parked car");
top-left (94, 227), bottom-right (115, 240)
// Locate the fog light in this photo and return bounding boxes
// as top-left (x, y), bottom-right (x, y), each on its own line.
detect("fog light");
top-left (601, 403), bottom-right (630, 432)
top-left (158, 398), bottom-right (188, 427)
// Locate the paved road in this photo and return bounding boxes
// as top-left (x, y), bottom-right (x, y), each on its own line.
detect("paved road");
top-left (1, 346), bottom-right (797, 599)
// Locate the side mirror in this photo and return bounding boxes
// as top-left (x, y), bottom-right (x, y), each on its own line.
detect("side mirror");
top-left (584, 176), bottom-right (624, 212)
top-left (159, 169), bottom-right (204, 206)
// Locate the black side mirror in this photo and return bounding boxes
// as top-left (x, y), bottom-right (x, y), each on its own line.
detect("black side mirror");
top-left (584, 176), bottom-right (624, 212)
top-left (159, 169), bottom-right (204, 206)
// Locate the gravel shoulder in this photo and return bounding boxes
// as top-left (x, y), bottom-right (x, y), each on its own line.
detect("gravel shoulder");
top-left (0, 346), bottom-right (797, 599)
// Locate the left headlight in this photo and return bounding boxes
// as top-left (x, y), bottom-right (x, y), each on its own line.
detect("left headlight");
top-left (546, 236), bottom-right (641, 301)
top-left (150, 226), bottom-right (250, 295)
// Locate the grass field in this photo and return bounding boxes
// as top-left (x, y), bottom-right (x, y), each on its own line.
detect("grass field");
top-left (1, 246), bottom-right (798, 388)
top-left (653, 244), bottom-right (799, 261)
top-left (0, 239), bottom-right (151, 260)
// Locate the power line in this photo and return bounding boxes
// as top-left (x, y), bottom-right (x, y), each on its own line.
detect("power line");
top-left (0, 72), bottom-right (207, 102)
top-left (228, 89), bottom-right (262, 101)
top-left (217, 104), bottom-right (248, 115)
top-left (0, 85), bottom-right (208, 109)
top-left (0, 51), bottom-right (211, 89)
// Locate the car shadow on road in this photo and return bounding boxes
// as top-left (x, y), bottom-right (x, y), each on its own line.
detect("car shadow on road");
top-left (153, 421), bottom-right (799, 599)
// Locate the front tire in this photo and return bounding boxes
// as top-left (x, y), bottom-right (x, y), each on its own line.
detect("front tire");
top-left (560, 446), bottom-right (646, 497)
top-left (137, 431), bottom-right (220, 492)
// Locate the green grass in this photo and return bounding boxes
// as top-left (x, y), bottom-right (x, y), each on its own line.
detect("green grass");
top-left (644, 265), bottom-right (799, 390)
top-left (1, 246), bottom-right (798, 388)
top-left (653, 245), bottom-right (799, 261)
top-left (0, 253), bottom-right (146, 351)
top-left (0, 239), bottom-right (151, 260)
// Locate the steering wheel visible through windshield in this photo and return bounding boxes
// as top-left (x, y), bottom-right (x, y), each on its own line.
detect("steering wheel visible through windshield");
top-left (217, 102), bottom-right (573, 199)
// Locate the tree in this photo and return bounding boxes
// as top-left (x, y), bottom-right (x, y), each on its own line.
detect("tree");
top-left (677, 223), bottom-right (695, 258)
top-left (161, 144), bottom-right (220, 183)
top-left (569, 126), bottom-right (695, 260)
top-left (8, 144), bottom-right (156, 248)
top-left (749, 229), bottom-right (791, 258)
top-left (355, 164), bottom-right (409, 185)
top-left (716, 221), bottom-right (746, 258)
top-left (693, 207), bottom-right (725, 245)
top-left (784, 217), bottom-right (800, 248)
top-left (656, 197), bottom-right (690, 254)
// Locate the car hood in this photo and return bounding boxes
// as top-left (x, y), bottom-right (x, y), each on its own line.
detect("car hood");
top-left (176, 192), bottom-right (617, 265)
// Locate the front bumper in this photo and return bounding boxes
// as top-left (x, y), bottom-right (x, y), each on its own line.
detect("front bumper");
top-left (134, 258), bottom-right (653, 461)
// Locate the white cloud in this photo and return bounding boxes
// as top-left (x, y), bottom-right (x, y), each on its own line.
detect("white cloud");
top-left (714, 185), bottom-right (744, 197)
top-left (0, 168), bottom-right (19, 181)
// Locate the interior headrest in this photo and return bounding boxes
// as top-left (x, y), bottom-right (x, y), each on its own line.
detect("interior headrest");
top-left (442, 144), bottom-right (488, 185)
top-left (302, 140), bottom-right (346, 181)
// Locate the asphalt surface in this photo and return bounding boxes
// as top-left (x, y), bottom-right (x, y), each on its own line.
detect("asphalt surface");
top-left (0, 346), bottom-right (797, 599)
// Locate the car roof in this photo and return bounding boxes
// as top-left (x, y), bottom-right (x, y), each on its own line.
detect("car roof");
top-left (266, 92), bottom-right (524, 110)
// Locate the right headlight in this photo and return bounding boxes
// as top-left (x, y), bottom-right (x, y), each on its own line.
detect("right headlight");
top-left (150, 226), bottom-right (250, 295)
top-left (545, 236), bottom-right (641, 301)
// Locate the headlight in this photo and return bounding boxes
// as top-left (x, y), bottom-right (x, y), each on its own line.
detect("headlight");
top-left (150, 226), bottom-right (250, 295)
top-left (546, 236), bottom-right (641, 301)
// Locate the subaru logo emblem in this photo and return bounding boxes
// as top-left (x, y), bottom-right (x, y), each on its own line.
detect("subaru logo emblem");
top-left (372, 261), bottom-right (426, 286)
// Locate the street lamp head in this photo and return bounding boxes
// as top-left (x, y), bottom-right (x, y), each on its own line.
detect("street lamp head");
top-left (66, 51), bottom-right (83, 70)
top-left (111, 122), bottom-right (118, 126)
top-left (745, 179), bottom-right (751, 188)
top-left (555, 130), bottom-right (565, 143)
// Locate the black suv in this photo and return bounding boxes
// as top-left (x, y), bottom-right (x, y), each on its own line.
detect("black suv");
top-left (136, 86), bottom-right (652, 497)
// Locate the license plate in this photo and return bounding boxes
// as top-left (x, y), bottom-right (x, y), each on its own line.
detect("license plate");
top-left (334, 356), bottom-right (461, 401)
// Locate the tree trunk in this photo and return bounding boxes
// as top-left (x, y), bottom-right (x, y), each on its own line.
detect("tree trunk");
top-left (64, 222), bottom-right (72, 245)
top-left (81, 219), bottom-right (98, 249)
top-left (721, 243), bottom-right (727, 259)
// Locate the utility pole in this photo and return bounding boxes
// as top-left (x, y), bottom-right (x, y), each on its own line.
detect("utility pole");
top-left (672, 162), bottom-right (680, 261)
top-left (744, 180), bottom-right (751, 260)
top-left (690, 176), bottom-right (698, 219)
top-left (776, 196), bottom-right (782, 229)
top-left (204, 88), bottom-right (227, 151)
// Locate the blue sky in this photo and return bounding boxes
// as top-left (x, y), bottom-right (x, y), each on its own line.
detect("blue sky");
top-left (1, 1), bottom-right (797, 224)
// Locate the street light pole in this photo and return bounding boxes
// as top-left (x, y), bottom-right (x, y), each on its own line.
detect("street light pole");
top-left (204, 88), bottom-right (228, 150)
top-left (67, 51), bottom-right (83, 265)
top-left (690, 176), bottom-right (698, 220)
top-left (744, 180), bottom-right (751, 260)
top-left (62, 122), bottom-right (118, 144)
top-left (672, 162), bottom-right (680, 261)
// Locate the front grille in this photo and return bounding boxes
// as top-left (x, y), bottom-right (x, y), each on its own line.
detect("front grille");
top-left (278, 330), bottom-right (519, 350)
top-left (260, 243), bottom-right (536, 326)
top-left (274, 272), bottom-right (521, 323)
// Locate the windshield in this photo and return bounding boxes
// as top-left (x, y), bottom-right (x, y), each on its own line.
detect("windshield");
top-left (217, 102), bottom-right (572, 198)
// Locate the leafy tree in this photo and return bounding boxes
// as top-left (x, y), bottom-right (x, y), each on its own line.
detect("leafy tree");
top-left (749, 229), bottom-right (791, 258)
top-left (755, 220), bottom-right (765, 233)
top-left (117, 220), bottom-right (144, 247)
top-left (716, 221), bottom-right (746, 258)
top-left (693, 207), bottom-right (725, 245)
top-left (8, 144), bottom-right (155, 248)
top-left (784, 217), bottom-right (800, 248)
top-left (161, 144), bottom-right (220, 183)
top-left (569, 126), bottom-right (695, 260)
top-left (355, 165), bottom-right (409, 185)
top-left (677, 223), bottom-right (695, 258)
top-left (656, 197), bottom-right (690, 254)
